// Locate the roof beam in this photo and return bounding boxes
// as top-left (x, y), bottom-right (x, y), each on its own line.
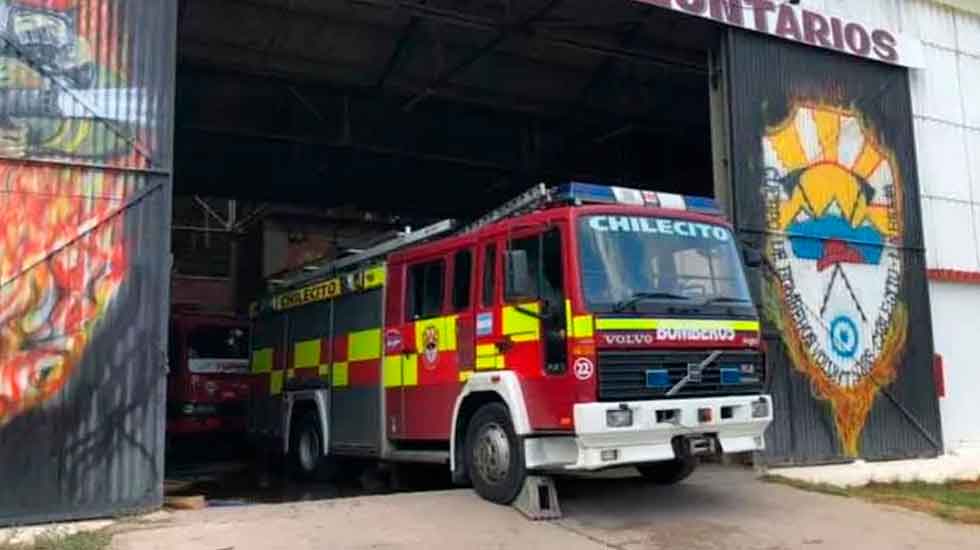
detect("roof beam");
top-left (401, 0), bottom-right (563, 111)
top-left (375, 16), bottom-right (421, 88)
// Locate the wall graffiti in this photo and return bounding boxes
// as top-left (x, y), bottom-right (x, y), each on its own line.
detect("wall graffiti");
top-left (762, 104), bottom-right (907, 456)
top-left (0, 0), bottom-right (144, 426)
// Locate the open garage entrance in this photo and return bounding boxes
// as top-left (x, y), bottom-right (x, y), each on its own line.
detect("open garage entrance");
top-left (165, 0), bottom-right (723, 499)
top-left (171, 0), bottom-right (723, 304)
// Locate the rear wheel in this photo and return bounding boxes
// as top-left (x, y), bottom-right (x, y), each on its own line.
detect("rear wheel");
top-left (636, 456), bottom-right (698, 485)
top-left (465, 403), bottom-right (526, 504)
top-left (290, 410), bottom-right (337, 481)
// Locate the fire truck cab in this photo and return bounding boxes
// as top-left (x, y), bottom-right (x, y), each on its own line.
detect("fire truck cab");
top-left (167, 310), bottom-right (252, 438)
top-left (248, 183), bottom-right (773, 504)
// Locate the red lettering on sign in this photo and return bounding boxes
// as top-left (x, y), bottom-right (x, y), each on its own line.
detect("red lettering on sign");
top-left (774, 4), bottom-right (802, 41)
top-left (872, 29), bottom-right (898, 62)
top-left (708, 0), bottom-right (742, 26)
top-left (830, 16), bottom-right (846, 50)
top-left (677, 0), bottom-right (707, 15)
top-left (802, 10), bottom-right (831, 48)
top-left (845, 23), bottom-right (871, 56)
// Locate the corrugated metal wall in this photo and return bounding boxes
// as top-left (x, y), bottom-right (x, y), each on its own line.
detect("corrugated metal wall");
top-left (724, 30), bottom-right (944, 464)
top-left (0, 0), bottom-right (176, 525)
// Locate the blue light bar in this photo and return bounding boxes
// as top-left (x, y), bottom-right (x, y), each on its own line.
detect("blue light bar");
top-left (552, 182), bottom-right (721, 215)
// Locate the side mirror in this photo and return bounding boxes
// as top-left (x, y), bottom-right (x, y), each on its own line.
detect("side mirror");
top-left (742, 245), bottom-right (763, 268)
top-left (505, 250), bottom-right (535, 299)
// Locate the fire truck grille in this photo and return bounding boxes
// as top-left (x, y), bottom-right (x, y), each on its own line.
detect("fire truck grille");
top-left (596, 350), bottom-right (765, 402)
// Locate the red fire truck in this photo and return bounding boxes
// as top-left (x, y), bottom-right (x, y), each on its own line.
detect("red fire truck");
top-left (248, 183), bottom-right (772, 504)
top-left (167, 310), bottom-right (252, 438)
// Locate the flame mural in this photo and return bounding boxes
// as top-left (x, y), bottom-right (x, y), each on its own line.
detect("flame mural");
top-left (762, 104), bottom-right (907, 456)
top-left (0, 0), bottom-right (144, 425)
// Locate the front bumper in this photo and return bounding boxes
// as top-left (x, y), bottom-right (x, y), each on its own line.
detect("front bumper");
top-left (524, 395), bottom-right (772, 471)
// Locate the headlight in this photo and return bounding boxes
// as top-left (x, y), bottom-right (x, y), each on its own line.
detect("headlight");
top-left (606, 407), bottom-right (633, 428)
top-left (751, 398), bottom-right (770, 419)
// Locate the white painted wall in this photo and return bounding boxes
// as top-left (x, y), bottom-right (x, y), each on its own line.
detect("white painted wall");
top-left (929, 282), bottom-right (980, 450)
top-left (904, 0), bottom-right (980, 452)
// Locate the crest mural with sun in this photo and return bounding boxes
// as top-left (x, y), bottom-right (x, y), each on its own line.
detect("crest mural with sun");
top-left (762, 103), bottom-right (907, 457)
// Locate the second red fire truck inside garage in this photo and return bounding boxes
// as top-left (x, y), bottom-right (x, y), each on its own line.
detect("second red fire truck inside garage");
top-left (248, 183), bottom-right (773, 504)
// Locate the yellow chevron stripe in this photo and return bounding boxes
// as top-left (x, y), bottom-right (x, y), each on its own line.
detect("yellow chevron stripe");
top-left (251, 348), bottom-right (273, 373)
top-left (269, 371), bottom-right (284, 395)
top-left (293, 339), bottom-right (321, 369)
top-left (348, 328), bottom-right (382, 361)
top-left (596, 318), bottom-right (760, 331)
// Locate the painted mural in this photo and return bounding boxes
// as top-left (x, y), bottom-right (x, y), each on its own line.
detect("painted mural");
top-left (762, 104), bottom-right (907, 456)
top-left (0, 0), bottom-right (145, 425)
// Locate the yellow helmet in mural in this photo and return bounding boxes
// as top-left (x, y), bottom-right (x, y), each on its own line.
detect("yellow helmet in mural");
top-left (763, 104), bottom-right (906, 456)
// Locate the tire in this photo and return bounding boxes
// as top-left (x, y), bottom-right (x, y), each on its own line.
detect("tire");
top-left (465, 403), bottom-right (526, 504)
top-left (636, 456), bottom-right (698, 485)
top-left (289, 410), bottom-right (337, 481)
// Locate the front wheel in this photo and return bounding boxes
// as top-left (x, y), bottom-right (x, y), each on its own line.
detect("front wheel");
top-left (636, 456), bottom-right (698, 485)
top-left (465, 403), bottom-right (526, 504)
top-left (289, 410), bottom-right (338, 481)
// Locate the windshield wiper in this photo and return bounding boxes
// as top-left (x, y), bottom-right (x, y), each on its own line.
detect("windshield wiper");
top-left (698, 296), bottom-right (752, 307)
top-left (613, 292), bottom-right (690, 312)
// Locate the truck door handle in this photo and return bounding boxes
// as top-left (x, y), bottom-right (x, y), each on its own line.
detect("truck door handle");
top-left (492, 336), bottom-right (514, 353)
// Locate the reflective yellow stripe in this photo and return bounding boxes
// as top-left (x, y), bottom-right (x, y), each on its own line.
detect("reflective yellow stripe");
top-left (293, 339), bottom-right (321, 368)
top-left (596, 318), bottom-right (761, 331)
top-left (459, 370), bottom-right (474, 382)
top-left (573, 315), bottom-right (594, 337)
top-left (476, 355), bottom-right (498, 370)
top-left (318, 363), bottom-right (330, 377)
top-left (565, 300), bottom-right (594, 338)
top-left (476, 343), bottom-right (497, 356)
top-left (383, 356), bottom-right (402, 388)
top-left (596, 318), bottom-right (657, 330)
top-left (502, 303), bottom-right (540, 342)
top-left (251, 348), bottom-right (273, 373)
top-left (443, 316), bottom-right (457, 350)
top-left (402, 354), bottom-right (419, 387)
top-left (270, 371), bottom-right (284, 395)
top-left (475, 342), bottom-right (504, 370)
top-left (363, 265), bottom-right (386, 289)
top-left (332, 362), bottom-right (349, 387)
top-left (348, 328), bottom-right (382, 361)
top-left (287, 368), bottom-right (295, 380)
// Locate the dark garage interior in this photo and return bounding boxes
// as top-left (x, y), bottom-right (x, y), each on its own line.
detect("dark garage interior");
top-left (165, 0), bottom-right (722, 500)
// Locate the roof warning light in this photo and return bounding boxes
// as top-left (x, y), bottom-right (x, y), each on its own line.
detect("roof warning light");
top-left (553, 182), bottom-right (721, 215)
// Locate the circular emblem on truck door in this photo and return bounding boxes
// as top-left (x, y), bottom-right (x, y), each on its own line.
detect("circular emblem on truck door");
top-left (573, 357), bottom-right (594, 381)
top-left (422, 325), bottom-right (439, 367)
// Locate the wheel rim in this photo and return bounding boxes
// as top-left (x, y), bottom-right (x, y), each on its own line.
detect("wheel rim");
top-left (298, 429), bottom-right (320, 472)
top-left (474, 422), bottom-right (511, 485)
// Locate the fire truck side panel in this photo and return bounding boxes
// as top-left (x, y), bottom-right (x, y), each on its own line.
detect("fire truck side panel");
top-left (329, 289), bottom-right (383, 453)
top-left (249, 310), bottom-right (288, 441)
top-left (385, 251), bottom-right (469, 441)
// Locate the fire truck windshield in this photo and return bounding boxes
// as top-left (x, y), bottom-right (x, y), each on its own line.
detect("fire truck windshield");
top-left (186, 326), bottom-right (251, 374)
top-left (578, 215), bottom-right (753, 314)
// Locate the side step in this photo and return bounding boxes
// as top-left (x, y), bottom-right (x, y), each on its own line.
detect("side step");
top-left (512, 475), bottom-right (561, 520)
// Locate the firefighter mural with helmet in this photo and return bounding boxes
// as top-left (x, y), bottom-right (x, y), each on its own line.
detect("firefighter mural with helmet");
top-left (0, 0), bottom-right (147, 425)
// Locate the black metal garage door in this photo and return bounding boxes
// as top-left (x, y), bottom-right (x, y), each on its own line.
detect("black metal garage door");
top-left (0, 0), bottom-right (177, 525)
top-left (723, 30), bottom-right (943, 465)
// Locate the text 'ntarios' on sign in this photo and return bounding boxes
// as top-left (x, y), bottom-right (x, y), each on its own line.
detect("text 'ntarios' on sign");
top-left (632, 0), bottom-right (924, 68)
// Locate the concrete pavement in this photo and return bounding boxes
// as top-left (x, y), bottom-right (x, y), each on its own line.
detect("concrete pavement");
top-left (112, 466), bottom-right (980, 550)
